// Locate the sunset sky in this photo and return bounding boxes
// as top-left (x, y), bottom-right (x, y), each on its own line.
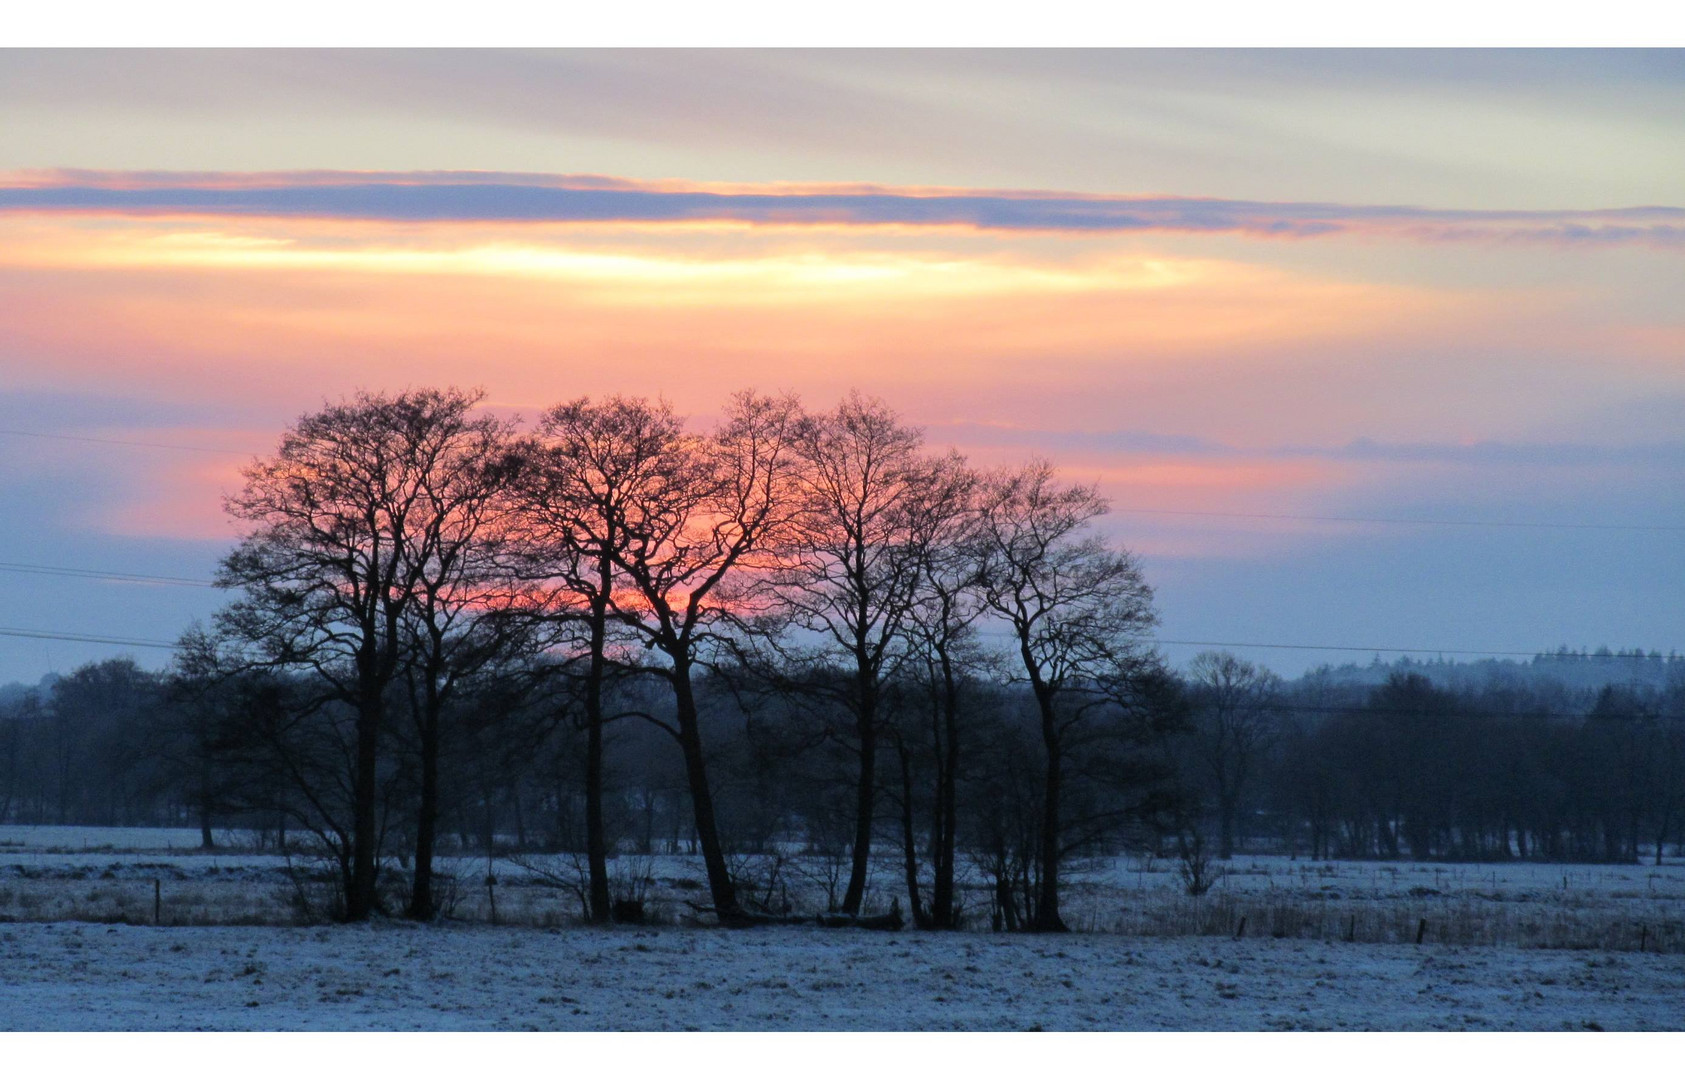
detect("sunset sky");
top-left (1, 49), bottom-right (1681, 683)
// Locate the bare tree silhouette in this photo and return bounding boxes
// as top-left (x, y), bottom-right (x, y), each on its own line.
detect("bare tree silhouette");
top-left (974, 459), bottom-right (1158, 932)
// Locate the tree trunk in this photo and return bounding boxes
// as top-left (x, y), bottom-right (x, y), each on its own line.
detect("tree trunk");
top-left (995, 862), bottom-right (1020, 932)
top-left (670, 661), bottom-right (740, 921)
top-left (585, 704), bottom-right (610, 921)
top-left (841, 673), bottom-right (877, 915)
top-left (198, 789), bottom-right (215, 850)
top-left (929, 651), bottom-right (960, 929)
top-left (895, 737), bottom-right (927, 928)
top-left (346, 690), bottom-right (383, 921)
top-left (407, 698), bottom-right (440, 920)
top-left (584, 594), bottom-right (612, 923)
top-left (480, 789), bottom-right (496, 855)
top-left (1032, 689), bottom-right (1068, 932)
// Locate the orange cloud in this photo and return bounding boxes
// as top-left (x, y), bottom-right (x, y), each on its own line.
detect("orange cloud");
top-left (0, 205), bottom-right (1623, 558)
top-left (0, 214), bottom-right (1471, 416)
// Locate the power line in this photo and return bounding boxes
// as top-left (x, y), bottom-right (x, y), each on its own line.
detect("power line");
top-left (1154, 638), bottom-right (1564, 659)
top-left (1111, 506), bottom-right (1685, 533)
top-left (9, 426), bottom-right (1682, 535)
top-left (3, 627), bottom-right (1671, 721)
top-left (0, 560), bottom-right (1671, 665)
top-left (3, 623), bottom-right (1675, 721)
top-left (0, 626), bottom-right (180, 650)
top-left (1154, 638), bottom-right (1684, 661)
top-left (12, 623), bottom-right (1674, 666)
top-left (4, 426), bottom-right (1678, 533)
top-left (0, 561), bottom-right (217, 588)
top-left (0, 428), bottom-right (246, 455)
top-left (972, 627), bottom-right (1677, 662)
top-left (1157, 639), bottom-right (1685, 662)
top-left (4, 591), bottom-right (1675, 666)
top-left (1213, 701), bottom-right (1685, 723)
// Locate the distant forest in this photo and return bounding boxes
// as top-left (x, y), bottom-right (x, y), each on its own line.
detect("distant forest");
top-left (1, 388), bottom-right (1681, 931)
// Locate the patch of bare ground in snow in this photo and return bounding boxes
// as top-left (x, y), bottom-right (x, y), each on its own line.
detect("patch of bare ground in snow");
top-left (0, 923), bottom-right (1681, 1031)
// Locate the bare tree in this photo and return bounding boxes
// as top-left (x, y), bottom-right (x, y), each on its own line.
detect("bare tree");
top-left (163, 626), bottom-right (247, 849)
top-left (512, 396), bottom-right (686, 922)
top-left (774, 392), bottom-right (929, 915)
top-left (218, 388), bottom-right (493, 920)
top-left (1184, 650), bottom-right (1281, 860)
top-left (596, 390), bottom-right (806, 923)
top-left (974, 459), bottom-right (1158, 932)
top-left (901, 451), bottom-right (984, 928)
top-left (391, 394), bottom-right (528, 920)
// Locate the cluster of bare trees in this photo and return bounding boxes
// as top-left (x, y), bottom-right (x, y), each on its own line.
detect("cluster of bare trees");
top-left (197, 387), bottom-right (1168, 928)
top-left (10, 388), bottom-right (1679, 930)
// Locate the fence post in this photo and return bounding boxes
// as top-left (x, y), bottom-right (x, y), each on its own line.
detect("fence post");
top-left (1233, 915), bottom-right (1247, 940)
top-left (153, 879), bottom-right (161, 925)
top-left (1415, 917), bottom-right (1427, 945)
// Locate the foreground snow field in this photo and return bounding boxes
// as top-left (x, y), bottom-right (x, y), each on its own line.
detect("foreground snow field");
top-left (2, 828), bottom-right (1681, 1030)
top-left (1, 921), bottom-right (1681, 1031)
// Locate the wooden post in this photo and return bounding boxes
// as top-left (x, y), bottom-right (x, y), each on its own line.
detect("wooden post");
top-left (153, 879), bottom-right (161, 925)
top-left (1346, 914), bottom-right (1356, 942)
top-left (1639, 925), bottom-right (1648, 954)
top-left (1415, 917), bottom-right (1427, 945)
top-left (1233, 915), bottom-right (1246, 940)
top-left (486, 874), bottom-right (498, 926)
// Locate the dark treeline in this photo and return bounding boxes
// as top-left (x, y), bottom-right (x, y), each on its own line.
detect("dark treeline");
top-left (1176, 655), bottom-right (1685, 867)
top-left (5, 648), bottom-right (1683, 921)
top-left (1, 387), bottom-right (1681, 930)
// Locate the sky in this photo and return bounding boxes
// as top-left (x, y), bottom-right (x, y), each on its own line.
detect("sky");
top-left (0, 48), bottom-right (1682, 684)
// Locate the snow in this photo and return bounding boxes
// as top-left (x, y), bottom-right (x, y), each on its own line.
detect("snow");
top-left (2, 829), bottom-right (1682, 1030)
top-left (0, 921), bottom-right (1680, 1031)
top-left (9, 840), bottom-right (1681, 950)
top-left (0, 825), bottom-right (225, 851)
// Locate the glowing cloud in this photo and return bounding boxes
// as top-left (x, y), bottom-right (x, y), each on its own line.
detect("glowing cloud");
top-left (3, 170), bottom-right (1683, 247)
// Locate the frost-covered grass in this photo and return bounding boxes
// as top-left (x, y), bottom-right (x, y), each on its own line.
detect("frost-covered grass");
top-left (1, 921), bottom-right (1681, 1031)
top-left (1066, 854), bottom-right (1685, 953)
top-left (0, 825), bottom-right (230, 851)
top-left (1, 828), bottom-right (1681, 955)
top-left (2, 829), bottom-right (1682, 1030)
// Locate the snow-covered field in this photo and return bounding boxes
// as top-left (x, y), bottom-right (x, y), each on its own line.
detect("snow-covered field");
top-left (3, 826), bottom-right (1680, 953)
top-left (0, 825), bottom-right (219, 851)
top-left (2, 921), bottom-right (1681, 1031)
top-left (1, 827), bottom-right (1682, 1030)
